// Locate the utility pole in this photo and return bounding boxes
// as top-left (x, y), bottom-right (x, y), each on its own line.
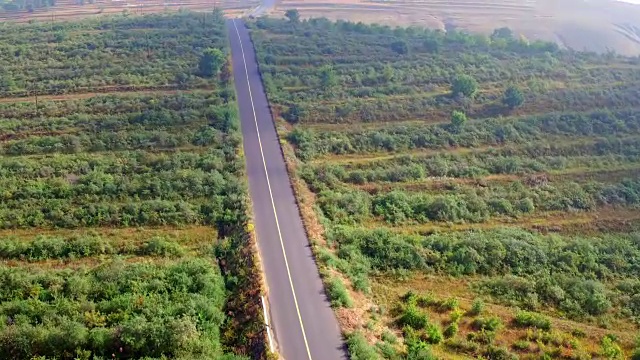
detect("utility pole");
top-left (33, 89), bottom-right (39, 117)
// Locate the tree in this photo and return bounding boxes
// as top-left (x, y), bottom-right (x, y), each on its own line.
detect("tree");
top-left (451, 74), bottom-right (478, 98)
top-left (198, 48), bottom-right (225, 78)
top-left (285, 9), bottom-right (300, 23)
top-left (424, 37), bottom-right (440, 53)
top-left (382, 65), bottom-right (394, 83)
top-left (390, 40), bottom-right (409, 55)
top-left (319, 65), bottom-right (338, 90)
top-left (503, 85), bottom-right (524, 109)
top-left (451, 110), bottom-right (467, 129)
top-left (0, 73), bottom-right (16, 94)
top-left (491, 27), bottom-right (513, 41)
top-left (286, 103), bottom-right (305, 123)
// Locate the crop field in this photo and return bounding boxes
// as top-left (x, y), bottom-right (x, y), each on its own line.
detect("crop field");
top-left (0, 13), bottom-right (264, 359)
top-left (249, 17), bottom-right (640, 359)
top-left (0, 0), bottom-right (258, 23)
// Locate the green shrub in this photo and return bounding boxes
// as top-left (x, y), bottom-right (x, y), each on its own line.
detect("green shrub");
top-left (514, 311), bottom-right (551, 330)
top-left (485, 345), bottom-right (518, 360)
top-left (416, 293), bottom-right (437, 308)
top-left (398, 305), bottom-right (429, 330)
top-left (445, 338), bottom-right (479, 353)
top-left (451, 74), bottom-right (478, 98)
top-left (467, 330), bottom-right (496, 345)
top-left (347, 332), bottom-right (380, 360)
top-left (439, 298), bottom-right (459, 312)
top-left (140, 237), bottom-right (185, 257)
top-left (424, 324), bottom-right (443, 344)
top-left (468, 299), bottom-right (485, 316)
top-left (450, 309), bottom-right (464, 323)
top-left (376, 341), bottom-right (400, 360)
top-left (601, 335), bottom-right (623, 359)
top-left (512, 340), bottom-right (530, 351)
top-left (381, 330), bottom-right (398, 344)
top-left (327, 277), bottom-right (353, 308)
top-left (472, 317), bottom-right (502, 332)
top-left (571, 328), bottom-right (587, 338)
top-left (443, 323), bottom-right (458, 339)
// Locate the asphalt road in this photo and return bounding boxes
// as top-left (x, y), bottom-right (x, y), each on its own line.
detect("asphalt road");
top-left (227, 19), bottom-right (347, 360)
top-left (246, 0), bottom-right (277, 17)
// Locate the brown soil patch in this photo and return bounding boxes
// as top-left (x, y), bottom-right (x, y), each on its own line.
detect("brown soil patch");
top-left (0, 86), bottom-right (211, 104)
top-left (361, 207), bottom-right (640, 235)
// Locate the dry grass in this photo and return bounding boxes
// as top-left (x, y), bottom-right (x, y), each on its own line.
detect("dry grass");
top-left (349, 165), bottom-right (640, 195)
top-left (0, 87), bottom-right (211, 104)
top-left (373, 273), bottom-right (638, 357)
top-left (0, 225), bottom-right (217, 244)
top-left (359, 207), bottom-right (640, 235)
top-left (0, 0), bottom-right (257, 23)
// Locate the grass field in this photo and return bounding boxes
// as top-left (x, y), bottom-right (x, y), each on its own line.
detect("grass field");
top-left (249, 16), bottom-right (640, 359)
top-left (0, 12), bottom-right (265, 359)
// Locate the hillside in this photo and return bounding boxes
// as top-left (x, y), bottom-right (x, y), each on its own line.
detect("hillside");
top-left (272, 0), bottom-right (640, 55)
top-left (0, 0), bottom-right (258, 22)
top-left (249, 16), bottom-right (640, 359)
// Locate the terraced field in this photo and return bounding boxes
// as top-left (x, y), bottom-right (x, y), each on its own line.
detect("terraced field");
top-left (0, 0), bottom-right (257, 23)
top-left (273, 0), bottom-right (640, 56)
top-left (249, 16), bottom-right (640, 359)
top-left (0, 13), bottom-right (264, 359)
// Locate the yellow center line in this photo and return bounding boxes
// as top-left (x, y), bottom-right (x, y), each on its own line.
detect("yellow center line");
top-left (232, 19), bottom-right (314, 360)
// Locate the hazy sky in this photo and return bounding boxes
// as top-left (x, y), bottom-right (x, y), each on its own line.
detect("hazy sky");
top-left (617, 0), bottom-right (640, 3)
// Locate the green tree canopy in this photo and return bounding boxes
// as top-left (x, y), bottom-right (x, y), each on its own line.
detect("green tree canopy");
top-left (503, 85), bottom-right (525, 109)
top-left (391, 40), bottom-right (409, 55)
top-left (491, 27), bottom-right (514, 41)
top-left (451, 110), bottom-right (467, 129)
top-left (199, 48), bottom-right (225, 78)
top-left (320, 65), bottom-right (338, 90)
top-left (285, 9), bottom-right (300, 23)
top-left (451, 74), bottom-right (478, 98)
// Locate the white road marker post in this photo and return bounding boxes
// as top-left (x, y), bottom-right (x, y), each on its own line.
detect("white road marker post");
top-left (261, 295), bottom-right (275, 353)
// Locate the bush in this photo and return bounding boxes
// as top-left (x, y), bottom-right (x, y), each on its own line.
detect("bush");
top-left (450, 309), bottom-right (464, 323)
top-left (424, 324), bottom-right (443, 344)
top-left (467, 330), bottom-right (496, 345)
top-left (601, 335), bottom-right (623, 359)
top-left (398, 305), bottom-right (429, 330)
top-left (471, 317), bottom-right (502, 332)
top-left (443, 323), bottom-right (458, 339)
top-left (512, 340), bottom-right (530, 351)
top-left (514, 311), bottom-right (551, 330)
top-left (468, 299), bottom-right (485, 316)
top-left (327, 277), bottom-right (353, 308)
top-left (347, 332), bottom-right (380, 360)
top-left (140, 237), bottom-right (185, 257)
top-left (484, 345), bottom-right (518, 360)
top-left (451, 110), bottom-right (467, 129)
top-left (381, 330), bottom-right (398, 344)
top-left (503, 85), bottom-right (525, 109)
top-left (439, 298), bottom-right (459, 312)
top-left (445, 338), bottom-right (479, 353)
top-left (451, 74), bottom-right (478, 98)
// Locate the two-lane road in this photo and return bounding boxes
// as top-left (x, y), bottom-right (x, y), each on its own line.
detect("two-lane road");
top-left (227, 19), bottom-right (347, 360)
